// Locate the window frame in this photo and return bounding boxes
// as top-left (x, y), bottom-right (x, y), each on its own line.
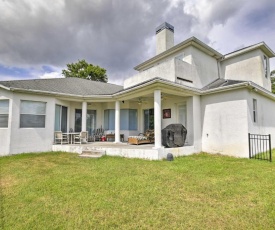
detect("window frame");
top-left (264, 55), bottom-right (268, 78)
top-left (104, 109), bottom-right (137, 131)
top-left (0, 99), bottom-right (9, 128)
top-left (253, 99), bottom-right (257, 123)
top-left (20, 100), bottom-right (47, 128)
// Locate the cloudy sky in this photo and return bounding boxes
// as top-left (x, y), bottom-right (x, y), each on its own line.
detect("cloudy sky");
top-left (1, 0), bottom-right (275, 85)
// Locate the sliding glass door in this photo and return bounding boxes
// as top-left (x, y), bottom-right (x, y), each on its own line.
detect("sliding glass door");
top-left (55, 105), bottom-right (68, 132)
top-left (75, 109), bottom-right (96, 135)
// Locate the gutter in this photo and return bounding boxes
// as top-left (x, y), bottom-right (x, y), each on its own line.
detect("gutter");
top-left (113, 77), bottom-right (201, 97)
top-left (0, 84), bottom-right (11, 91)
top-left (202, 81), bottom-right (275, 101)
top-left (8, 87), bottom-right (114, 100)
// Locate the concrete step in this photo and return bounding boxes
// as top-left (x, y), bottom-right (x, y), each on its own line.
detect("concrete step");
top-left (79, 150), bottom-right (105, 158)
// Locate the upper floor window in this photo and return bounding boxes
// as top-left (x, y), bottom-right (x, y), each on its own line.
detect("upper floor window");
top-left (20, 100), bottom-right (46, 128)
top-left (264, 55), bottom-right (268, 78)
top-left (0, 100), bottom-right (9, 128)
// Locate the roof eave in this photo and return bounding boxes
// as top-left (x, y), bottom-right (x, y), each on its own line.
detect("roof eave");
top-left (224, 43), bottom-right (275, 60)
top-left (8, 87), bottom-right (114, 99)
top-left (134, 37), bottom-right (223, 71)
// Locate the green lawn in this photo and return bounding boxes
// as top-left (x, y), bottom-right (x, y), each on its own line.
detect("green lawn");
top-left (1, 151), bottom-right (275, 229)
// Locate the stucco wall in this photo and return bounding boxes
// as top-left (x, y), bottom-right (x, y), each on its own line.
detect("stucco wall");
top-left (9, 93), bottom-right (55, 154)
top-left (221, 49), bottom-right (271, 91)
top-left (190, 46), bottom-right (219, 88)
top-left (124, 46), bottom-right (219, 89)
top-left (201, 89), bottom-right (249, 158)
top-left (0, 89), bottom-right (13, 155)
top-left (246, 90), bottom-right (275, 149)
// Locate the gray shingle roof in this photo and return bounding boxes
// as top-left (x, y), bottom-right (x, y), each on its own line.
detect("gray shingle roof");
top-left (202, 79), bottom-right (247, 90)
top-left (0, 78), bottom-right (123, 96)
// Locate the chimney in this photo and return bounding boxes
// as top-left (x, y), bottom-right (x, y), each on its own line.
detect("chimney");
top-left (156, 22), bottom-right (174, 55)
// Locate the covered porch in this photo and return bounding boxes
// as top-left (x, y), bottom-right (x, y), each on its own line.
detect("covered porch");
top-left (54, 79), bottom-right (202, 158)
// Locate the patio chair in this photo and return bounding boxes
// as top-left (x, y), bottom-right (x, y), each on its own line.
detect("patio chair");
top-left (91, 127), bottom-right (104, 141)
top-left (74, 131), bottom-right (88, 144)
top-left (54, 131), bottom-right (69, 145)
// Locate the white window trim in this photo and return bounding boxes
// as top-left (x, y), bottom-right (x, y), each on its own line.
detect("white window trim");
top-left (264, 55), bottom-right (268, 78)
top-left (20, 100), bottom-right (47, 128)
top-left (0, 99), bottom-right (9, 128)
top-left (253, 99), bottom-right (257, 123)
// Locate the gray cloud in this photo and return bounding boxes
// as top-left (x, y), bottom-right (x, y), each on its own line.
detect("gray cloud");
top-left (0, 0), bottom-right (193, 82)
top-left (0, 0), bottom-right (274, 83)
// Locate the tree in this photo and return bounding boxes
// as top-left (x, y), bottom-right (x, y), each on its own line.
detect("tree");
top-left (271, 69), bottom-right (275, 78)
top-left (62, 59), bottom-right (108, 82)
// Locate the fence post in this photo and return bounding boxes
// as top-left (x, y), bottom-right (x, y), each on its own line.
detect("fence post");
top-left (248, 133), bottom-right (251, 159)
top-left (269, 134), bottom-right (272, 162)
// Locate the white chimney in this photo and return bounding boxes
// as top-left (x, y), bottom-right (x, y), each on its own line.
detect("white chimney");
top-left (156, 22), bottom-right (174, 55)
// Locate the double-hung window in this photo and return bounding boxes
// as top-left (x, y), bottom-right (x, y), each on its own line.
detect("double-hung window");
top-left (20, 100), bottom-right (46, 128)
top-left (0, 100), bottom-right (9, 128)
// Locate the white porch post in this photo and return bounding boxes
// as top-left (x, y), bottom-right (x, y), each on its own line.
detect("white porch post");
top-left (82, 101), bottom-right (87, 131)
top-left (192, 95), bottom-right (202, 151)
top-left (115, 100), bottom-right (120, 143)
top-left (154, 89), bottom-right (162, 148)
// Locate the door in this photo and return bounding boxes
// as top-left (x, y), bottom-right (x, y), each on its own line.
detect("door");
top-left (144, 108), bottom-right (154, 131)
top-left (55, 105), bottom-right (68, 132)
top-left (75, 109), bottom-right (96, 135)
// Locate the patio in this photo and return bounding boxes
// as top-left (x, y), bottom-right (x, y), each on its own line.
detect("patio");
top-left (52, 142), bottom-right (196, 160)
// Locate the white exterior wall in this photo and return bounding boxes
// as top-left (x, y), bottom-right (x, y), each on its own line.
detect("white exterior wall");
top-left (247, 90), bottom-right (275, 149)
top-left (156, 29), bottom-right (174, 55)
top-left (9, 93), bottom-right (56, 154)
top-left (221, 49), bottom-right (271, 91)
top-left (190, 46), bottom-right (219, 88)
top-left (0, 89), bottom-right (13, 155)
top-left (201, 89), bottom-right (249, 158)
top-left (124, 46), bottom-right (218, 89)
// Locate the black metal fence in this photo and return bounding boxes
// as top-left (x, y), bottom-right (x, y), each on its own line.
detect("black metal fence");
top-left (248, 133), bottom-right (272, 162)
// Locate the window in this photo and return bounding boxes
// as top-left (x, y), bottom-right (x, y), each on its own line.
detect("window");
top-left (144, 108), bottom-right (154, 130)
top-left (20, 100), bottom-right (46, 128)
top-left (74, 109), bottom-right (96, 135)
top-left (0, 100), bottom-right (9, 128)
top-left (253, 99), bottom-right (257, 123)
top-left (104, 109), bottom-right (137, 130)
top-left (264, 56), bottom-right (268, 78)
top-left (55, 105), bottom-right (68, 132)
top-left (178, 104), bottom-right (187, 127)
top-left (104, 109), bottom-right (115, 130)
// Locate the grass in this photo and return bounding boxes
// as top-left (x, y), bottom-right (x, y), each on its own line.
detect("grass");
top-left (1, 151), bottom-right (275, 229)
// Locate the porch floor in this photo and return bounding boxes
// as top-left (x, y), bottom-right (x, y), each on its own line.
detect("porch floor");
top-left (52, 141), bottom-right (196, 160)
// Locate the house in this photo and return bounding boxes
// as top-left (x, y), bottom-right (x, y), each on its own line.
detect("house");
top-left (1, 22), bottom-right (275, 159)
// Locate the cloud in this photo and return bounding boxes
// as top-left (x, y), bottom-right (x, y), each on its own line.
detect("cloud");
top-left (0, 0), bottom-right (194, 83)
top-left (39, 71), bottom-right (63, 79)
top-left (0, 0), bottom-right (274, 83)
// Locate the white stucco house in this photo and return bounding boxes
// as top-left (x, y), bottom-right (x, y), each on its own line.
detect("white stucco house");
top-left (1, 22), bottom-right (275, 159)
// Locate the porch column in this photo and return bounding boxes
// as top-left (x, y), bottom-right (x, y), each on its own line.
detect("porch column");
top-left (115, 100), bottom-right (120, 143)
top-left (82, 101), bottom-right (87, 131)
top-left (154, 89), bottom-right (162, 148)
top-left (192, 95), bottom-right (202, 151)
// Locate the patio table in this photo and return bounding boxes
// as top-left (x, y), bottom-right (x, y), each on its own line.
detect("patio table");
top-left (63, 132), bottom-right (80, 144)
